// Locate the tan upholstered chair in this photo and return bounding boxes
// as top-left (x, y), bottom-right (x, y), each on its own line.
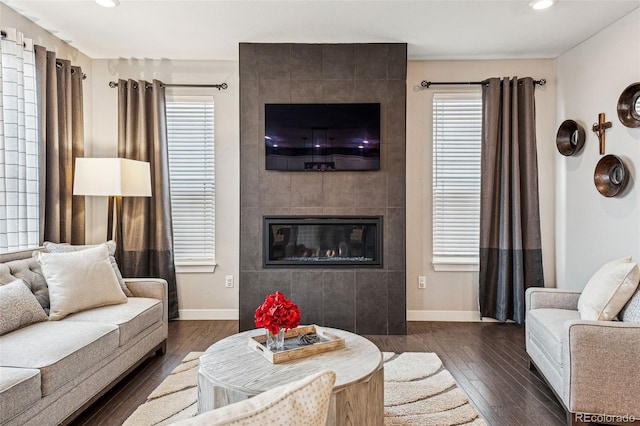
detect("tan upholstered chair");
top-left (526, 287), bottom-right (640, 426)
top-left (170, 370), bottom-right (336, 426)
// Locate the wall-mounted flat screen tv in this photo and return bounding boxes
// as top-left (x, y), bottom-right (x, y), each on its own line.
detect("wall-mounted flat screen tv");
top-left (265, 103), bottom-right (381, 171)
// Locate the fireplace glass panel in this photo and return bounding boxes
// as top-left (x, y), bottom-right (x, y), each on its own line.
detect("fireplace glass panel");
top-left (264, 217), bottom-right (382, 267)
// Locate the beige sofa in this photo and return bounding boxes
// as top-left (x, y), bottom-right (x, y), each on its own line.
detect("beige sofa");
top-left (525, 287), bottom-right (640, 426)
top-left (0, 248), bottom-right (168, 426)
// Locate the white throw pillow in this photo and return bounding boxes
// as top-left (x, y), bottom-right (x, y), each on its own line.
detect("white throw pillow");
top-left (43, 240), bottom-right (132, 297)
top-left (0, 279), bottom-right (48, 335)
top-left (578, 257), bottom-right (640, 321)
top-left (170, 370), bottom-right (336, 426)
top-left (38, 244), bottom-right (128, 320)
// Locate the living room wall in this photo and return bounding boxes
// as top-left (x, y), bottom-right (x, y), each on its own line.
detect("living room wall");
top-left (406, 59), bottom-right (557, 320)
top-left (556, 9), bottom-right (640, 290)
top-left (1, 0), bottom-right (575, 320)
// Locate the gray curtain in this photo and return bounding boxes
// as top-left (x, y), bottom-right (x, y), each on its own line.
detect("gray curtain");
top-left (479, 77), bottom-right (544, 324)
top-left (117, 79), bottom-right (178, 320)
top-left (34, 45), bottom-right (85, 245)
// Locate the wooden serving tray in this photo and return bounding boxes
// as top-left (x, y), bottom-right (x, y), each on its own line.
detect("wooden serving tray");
top-left (249, 325), bottom-right (345, 364)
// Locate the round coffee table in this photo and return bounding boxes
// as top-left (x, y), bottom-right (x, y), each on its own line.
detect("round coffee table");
top-left (197, 326), bottom-right (383, 425)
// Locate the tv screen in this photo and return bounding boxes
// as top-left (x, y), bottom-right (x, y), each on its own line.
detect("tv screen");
top-left (265, 103), bottom-right (381, 171)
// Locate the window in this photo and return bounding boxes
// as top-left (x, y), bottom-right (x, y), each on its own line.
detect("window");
top-left (0, 30), bottom-right (39, 253)
top-left (166, 95), bottom-right (215, 270)
top-left (432, 92), bottom-right (482, 271)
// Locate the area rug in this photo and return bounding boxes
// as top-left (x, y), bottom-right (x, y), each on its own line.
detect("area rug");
top-left (124, 351), bottom-right (486, 426)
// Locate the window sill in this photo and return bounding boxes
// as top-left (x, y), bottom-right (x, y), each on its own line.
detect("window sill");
top-left (432, 257), bottom-right (479, 272)
top-left (175, 261), bottom-right (217, 274)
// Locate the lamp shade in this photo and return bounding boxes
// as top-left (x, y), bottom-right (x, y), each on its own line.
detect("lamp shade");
top-left (73, 158), bottom-right (152, 197)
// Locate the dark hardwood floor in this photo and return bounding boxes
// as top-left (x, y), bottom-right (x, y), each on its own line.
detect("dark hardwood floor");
top-left (71, 321), bottom-right (566, 426)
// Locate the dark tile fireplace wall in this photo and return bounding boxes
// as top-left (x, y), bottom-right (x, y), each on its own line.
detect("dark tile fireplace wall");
top-left (239, 43), bottom-right (407, 335)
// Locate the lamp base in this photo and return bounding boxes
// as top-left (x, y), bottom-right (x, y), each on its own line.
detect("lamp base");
top-left (107, 195), bottom-right (123, 242)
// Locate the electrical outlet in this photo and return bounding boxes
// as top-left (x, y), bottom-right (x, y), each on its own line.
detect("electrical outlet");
top-left (225, 275), bottom-right (234, 288)
top-left (418, 276), bottom-right (427, 289)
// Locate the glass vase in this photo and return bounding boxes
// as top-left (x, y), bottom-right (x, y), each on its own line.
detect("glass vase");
top-left (266, 328), bottom-right (285, 351)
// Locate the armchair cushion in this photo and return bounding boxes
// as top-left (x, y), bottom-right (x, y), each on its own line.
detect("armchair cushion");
top-left (619, 287), bottom-right (640, 323)
top-left (170, 370), bottom-right (336, 426)
top-left (577, 257), bottom-right (639, 321)
top-left (527, 308), bottom-right (580, 367)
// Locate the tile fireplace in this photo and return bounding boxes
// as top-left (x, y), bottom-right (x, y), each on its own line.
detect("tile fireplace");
top-left (239, 42), bottom-right (407, 334)
top-left (264, 216), bottom-right (382, 268)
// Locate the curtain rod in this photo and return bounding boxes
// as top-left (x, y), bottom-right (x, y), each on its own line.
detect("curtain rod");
top-left (55, 62), bottom-right (87, 80)
top-left (108, 81), bottom-right (228, 90)
top-left (420, 79), bottom-right (546, 88)
top-left (2, 30), bottom-right (87, 80)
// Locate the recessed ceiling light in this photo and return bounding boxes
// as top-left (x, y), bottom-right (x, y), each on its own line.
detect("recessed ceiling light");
top-left (314, 144), bottom-right (320, 148)
top-left (529, 0), bottom-right (557, 10)
top-left (273, 144), bottom-right (278, 148)
top-left (96, 0), bottom-right (120, 7)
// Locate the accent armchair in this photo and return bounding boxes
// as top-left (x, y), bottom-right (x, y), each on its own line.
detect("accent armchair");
top-left (525, 287), bottom-right (640, 426)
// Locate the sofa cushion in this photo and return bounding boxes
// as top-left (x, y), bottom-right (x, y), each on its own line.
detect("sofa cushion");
top-left (37, 245), bottom-right (128, 320)
top-left (0, 367), bottom-right (41, 424)
top-left (578, 258), bottom-right (640, 321)
top-left (44, 240), bottom-right (132, 297)
top-left (65, 297), bottom-right (162, 346)
top-left (0, 279), bottom-right (48, 335)
top-left (527, 308), bottom-right (580, 366)
top-left (0, 321), bottom-right (119, 396)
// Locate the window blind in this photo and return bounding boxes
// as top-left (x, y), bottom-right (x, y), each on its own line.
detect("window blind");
top-left (0, 30), bottom-right (39, 253)
top-left (432, 92), bottom-right (482, 265)
top-left (166, 96), bottom-right (215, 263)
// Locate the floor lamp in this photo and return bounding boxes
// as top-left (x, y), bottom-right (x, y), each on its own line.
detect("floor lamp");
top-left (73, 158), bottom-right (152, 241)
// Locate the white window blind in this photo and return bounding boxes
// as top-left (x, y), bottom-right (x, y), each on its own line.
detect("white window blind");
top-left (0, 29), bottom-right (39, 253)
top-left (432, 92), bottom-right (482, 268)
top-left (166, 96), bottom-right (215, 265)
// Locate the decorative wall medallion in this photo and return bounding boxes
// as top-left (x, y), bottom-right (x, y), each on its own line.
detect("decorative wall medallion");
top-left (594, 155), bottom-right (628, 197)
top-left (556, 120), bottom-right (585, 156)
top-left (617, 82), bottom-right (640, 128)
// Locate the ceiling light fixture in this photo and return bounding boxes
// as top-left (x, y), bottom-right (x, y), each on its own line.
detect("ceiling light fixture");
top-left (95, 0), bottom-right (120, 7)
top-left (529, 0), bottom-right (557, 10)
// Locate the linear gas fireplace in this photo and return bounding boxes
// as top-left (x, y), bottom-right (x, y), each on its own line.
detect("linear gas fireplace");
top-left (264, 216), bottom-right (382, 268)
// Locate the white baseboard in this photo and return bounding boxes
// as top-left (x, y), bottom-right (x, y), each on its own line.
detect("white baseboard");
top-left (407, 310), bottom-right (499, 322)
top-left (178, 309), bottom-right (498, 322)
top-left (178, 309), bottom-right (239, 320)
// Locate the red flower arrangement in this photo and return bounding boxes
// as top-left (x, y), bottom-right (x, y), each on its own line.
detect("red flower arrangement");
top-left (254, 291), bottom-right (302, 334)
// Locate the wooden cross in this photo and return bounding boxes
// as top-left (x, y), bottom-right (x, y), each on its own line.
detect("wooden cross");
top-left (592, 112), bottom-right (612, 155)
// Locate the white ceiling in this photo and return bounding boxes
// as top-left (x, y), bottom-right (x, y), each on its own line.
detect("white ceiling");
top-left (2, 0), bottom-right (640, 61)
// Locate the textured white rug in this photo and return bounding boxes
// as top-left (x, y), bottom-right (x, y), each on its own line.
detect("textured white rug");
top-left (124, 351), bottom-right (485, 426)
